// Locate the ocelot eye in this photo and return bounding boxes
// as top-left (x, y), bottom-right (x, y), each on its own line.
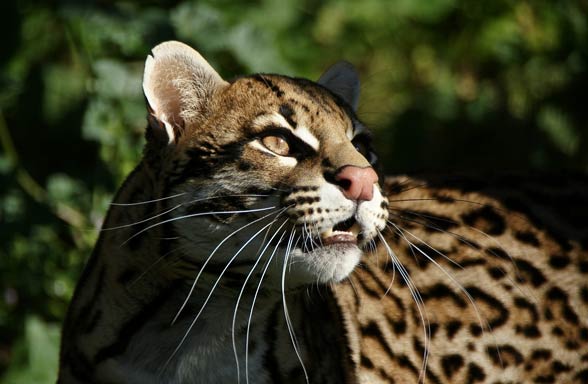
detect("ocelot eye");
top-left (352, 138), bottom-right (377, 166)
top-left (262, 135), bottom-right (291, 156)
top-left (353, 140), bottom-right (368, 156)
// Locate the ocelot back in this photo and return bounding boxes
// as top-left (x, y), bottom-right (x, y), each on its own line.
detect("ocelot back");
top-left (58, 41), bottom-right (588, 383)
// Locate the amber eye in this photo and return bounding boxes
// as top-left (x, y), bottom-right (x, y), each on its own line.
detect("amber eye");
top-left (262, 135), bottom-right (290, 156)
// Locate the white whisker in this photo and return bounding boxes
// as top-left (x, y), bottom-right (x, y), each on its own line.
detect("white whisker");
top-left (102, 204), bottom-right (183, 231)
top-left (245, 230), bottom-right (288, 384)
top-left (389, 221), bottom-right (491, 338)
top-left (122, 205), bottom-right (277, 246)
top-left (232, 219), bottom-right (289, 382)
top-left (282, 229), bottom-right (309, 384)
top-left (378, 231), bottom-right (430, 383)
top-left (173, 208), bottom-right (282, 324)
top-left (163, 217), bottom-right (280, 371)
top-left (110, 192), bottom-right (186, 206)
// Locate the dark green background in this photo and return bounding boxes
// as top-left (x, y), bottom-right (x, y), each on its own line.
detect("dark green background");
top-left (1, 0), bottom-right (586, 381)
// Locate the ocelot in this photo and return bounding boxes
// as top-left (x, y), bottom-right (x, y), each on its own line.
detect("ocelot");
top-left (58, 41), bottom-right (588, 383)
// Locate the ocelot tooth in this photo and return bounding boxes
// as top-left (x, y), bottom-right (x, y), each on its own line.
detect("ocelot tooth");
top-left (349, 222), bottom-right (361, 236)
top-left (320, 228), bottom-right (334, 240)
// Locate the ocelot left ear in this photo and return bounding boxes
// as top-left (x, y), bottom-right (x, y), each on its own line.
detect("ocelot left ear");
top-left (142, 41), bottom-right (228, 144)
top-left (317, 61), bottom-right (360, 111)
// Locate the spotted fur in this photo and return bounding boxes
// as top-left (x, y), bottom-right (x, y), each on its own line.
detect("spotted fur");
top-left (58, 41), bottom-right (588, 384)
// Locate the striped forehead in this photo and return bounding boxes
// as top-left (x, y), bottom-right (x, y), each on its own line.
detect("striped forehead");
top-left (252, 112), bottom-right (320, 151)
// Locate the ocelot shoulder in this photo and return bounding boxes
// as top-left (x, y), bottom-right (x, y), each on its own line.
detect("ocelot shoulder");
top-left (332, 173), bottom-right (588, 383)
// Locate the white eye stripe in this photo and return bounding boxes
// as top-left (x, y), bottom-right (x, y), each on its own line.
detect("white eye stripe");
top-left (253, 113), bottom-right (291, 129)
top-left (248, 141), bottom-right (297, 167)
top-left (253, 113), bottom-right (320, 151)
top-left (293, 126), bottom-right (320, 151)
top-left (347, 120), bottom-right (365, 140)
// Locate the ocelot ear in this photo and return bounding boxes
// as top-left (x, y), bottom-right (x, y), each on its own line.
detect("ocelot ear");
top-left (317, 61), bottom-right (360, 112)
top-left (143, 41), bottom-right (228, 144)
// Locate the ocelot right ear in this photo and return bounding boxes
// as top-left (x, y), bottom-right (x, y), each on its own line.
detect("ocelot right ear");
top-left (317, 61), bottom-right (360, 112)
top-left (142, 41), bottom-right (228, 144)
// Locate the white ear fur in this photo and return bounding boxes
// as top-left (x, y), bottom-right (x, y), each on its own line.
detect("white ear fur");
top-left (143, 41), bottom-right (228, 143)
top-left (317, 61), bottom-right (360, 111)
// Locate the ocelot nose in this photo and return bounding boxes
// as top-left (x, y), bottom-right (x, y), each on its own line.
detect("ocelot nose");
top-left (334, 165), bottom-right (379, 201)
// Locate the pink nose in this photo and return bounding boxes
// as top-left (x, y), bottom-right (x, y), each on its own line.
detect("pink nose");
top-left (334, 166), bottom-right (379, 201)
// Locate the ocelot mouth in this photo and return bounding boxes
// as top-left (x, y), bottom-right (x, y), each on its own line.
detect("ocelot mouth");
top-left (297, 217), bottom-right (363, 252)
top-left (320, 217), bottom-right (361, 246)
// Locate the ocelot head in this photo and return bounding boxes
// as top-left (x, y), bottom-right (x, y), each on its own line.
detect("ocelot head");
top-left (142, 41), bottom-right (388, 286)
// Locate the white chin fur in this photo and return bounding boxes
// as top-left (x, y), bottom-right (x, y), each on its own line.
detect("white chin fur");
top-left (286, 245), bottom-right (362, 285)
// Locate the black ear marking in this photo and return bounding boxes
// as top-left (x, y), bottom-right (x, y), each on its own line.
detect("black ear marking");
top-left (147, 112), bottom-right (173, 145)
top-left (317, 61), bottom-right (361, 111)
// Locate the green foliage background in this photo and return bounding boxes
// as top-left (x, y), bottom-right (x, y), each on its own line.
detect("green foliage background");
top-left (1, 0), bottom-right (586, 381)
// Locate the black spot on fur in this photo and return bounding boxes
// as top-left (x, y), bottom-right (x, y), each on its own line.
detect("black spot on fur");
top-left (321, 158), bottom-right (334, 168)
top-left (429, 322), bottom-right (440, 338)
top-left (360, 354), bottom-right (374, 368)
top-left (279, 103), bottom-right (297, 128)
top-left (552, 360), bottom-right (572, 373)
top-left (465, 362), bottom-right (486, 383)
top-left (434, 194), bottom-right (455, 203)
top-left (546, 286), bottom-right (579, 324)
top-left (530, 349), bottom-right (552, 360)
top-left (514, 230), bottom-right (540, 246)
top-left (549, 254), bottom-right (571, 269)
top-left (534, 374), bottom-right (555, 383)
top-left (547, 286), bottom-right (567, 300)
top-left (361, 321), bottom-right (395, 358)
top-left (565, 340), bottom-right (579, 350)
top-left (513, 258), bottom-right (547, 287)
top-left (237, 160), bottom-right (252, 171)
top-left (446, 320), bottom-right (462, 339)
top-left (461, 206), bottom-right (506, 236)
top-left (396, 354), bottom-right (418, 375)
top-left (470, 324), bottom-right (483, 337)
top-left (466, 286), bottom-right (510, 328)
top-left (485, 247), bottom-right (510, 260)
top-left (581, 286), bottom-right (588, 304)
top-left (515, 324), bottom-right (541, 338)
top-left (388, 317), bottom-right (407, 335)
top-left (402, 210), bottom-right (458, 232)
top-left (575, 369), bottom-right (588, 382)
top-left (421, 283), bottom-right (467, 308)
top-left (441, 354), bottom-right (464, 378)
top-left (486, 344), bottom-right (523, 367)
top-left (252, 75), bottom-right (284, 97)
top-left (487, 266), bottom-right (505, 280)
top-left (513, 296), bottom-right (539, 321)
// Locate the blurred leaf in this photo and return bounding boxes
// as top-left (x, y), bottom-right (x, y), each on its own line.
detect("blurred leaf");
top-left (1, 317), bottom-right (59, 384)
top-left (93, 59), bottom-right (142, 99)
top-left (43, 64), bottom-right (87, 124)
top-left (538, 106), bottom-right (578, 156)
